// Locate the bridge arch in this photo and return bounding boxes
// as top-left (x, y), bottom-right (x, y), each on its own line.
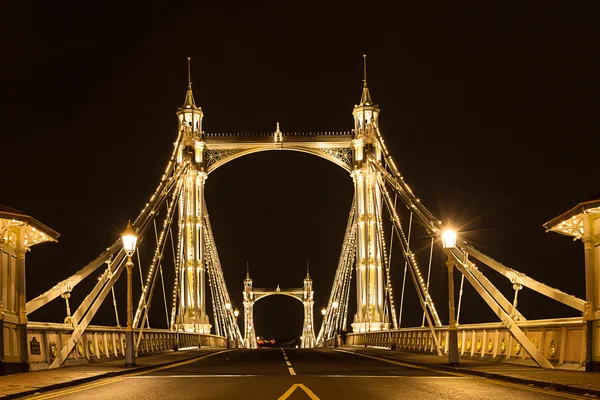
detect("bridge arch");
top-left (205, 145), bottom-right (353, 174)
top-left (243, 274), bottom-right (315, 349)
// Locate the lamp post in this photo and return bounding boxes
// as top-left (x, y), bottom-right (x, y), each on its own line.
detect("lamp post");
top-left (121, 221), bottom-right (138, 367)
top-left (442, 226), bottom-right (459, 365)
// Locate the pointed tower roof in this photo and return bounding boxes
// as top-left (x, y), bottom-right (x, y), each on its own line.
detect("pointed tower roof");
top-left (305, 261), bottom-right (311, 280)
top-left (182, 57), bottom-right (197, 109)
top-left (358, 54), bottom-right (374, 106)
top-left (245, 261), bottom-right (251, 280)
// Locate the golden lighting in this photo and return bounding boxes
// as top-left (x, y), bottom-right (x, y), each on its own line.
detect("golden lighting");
top-left (441, 227), bottom-right (457, 249)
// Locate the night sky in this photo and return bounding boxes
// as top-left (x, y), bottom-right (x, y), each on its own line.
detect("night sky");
top-left (1, 2), bottom-right (597, 340)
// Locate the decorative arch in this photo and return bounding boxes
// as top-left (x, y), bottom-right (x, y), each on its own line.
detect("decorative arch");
top-left (205, 146), bottom-right (353, 174)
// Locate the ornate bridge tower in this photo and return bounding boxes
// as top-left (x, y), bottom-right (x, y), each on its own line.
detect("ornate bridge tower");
top-left (350, 56), bottom-right (387, 332)
top-left (301, 267), bottom-right (316, 347)
top-left (175, 59), bottom-right (211, 333)
top-left (242, 266), bottom-right (256, 348)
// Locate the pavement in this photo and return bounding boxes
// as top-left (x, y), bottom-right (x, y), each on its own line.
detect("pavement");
top-left (340, 346), bottom-right (600, 398)
top-left (0, 347), bottom-right (597, 399)
top-left (0, 348), bottom-right (225, 399)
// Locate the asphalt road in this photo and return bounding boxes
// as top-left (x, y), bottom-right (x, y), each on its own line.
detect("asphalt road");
top-left (25, 349), bottom-right (587, 400)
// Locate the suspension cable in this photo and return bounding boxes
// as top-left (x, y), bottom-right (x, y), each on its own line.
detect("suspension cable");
top-left (421, 236), bottom-right (434, 327)
top-left (398, 212), bottom-right (412, 328)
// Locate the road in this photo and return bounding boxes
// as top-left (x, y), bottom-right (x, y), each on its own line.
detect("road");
top-left (25, 348), bottom-right (586, 399)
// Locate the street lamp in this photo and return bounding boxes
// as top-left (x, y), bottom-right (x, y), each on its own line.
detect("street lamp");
top-left (121, 221), bottom-right (138, 367)
top-left (233, 309), bottom-right (239, 318)
top-left (321, 308), bottom-right (327, 316)
top-left (332, 301), bottom-right (339, 309)
top-left (442, 225), bottom-right (459, 366)
top-left (225, 302), bottom-right (231, 310)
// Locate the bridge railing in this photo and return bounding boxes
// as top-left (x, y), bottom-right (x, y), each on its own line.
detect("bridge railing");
top-left (26, 322), bottom-right (236, 371)
top-left (346, 317), bottom-right (585, 370)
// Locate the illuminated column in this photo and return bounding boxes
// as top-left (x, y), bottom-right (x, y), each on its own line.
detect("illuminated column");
top-left (0, 211), bottom-right (58, 374)
top-left (243, 268), bottom-right (256, 348)
top-left (582, 214), bottom-right (600, 372)
top-left (175, 63), bottom-right (211, 334)
top-left (350, 60), bottom-right (387, 333)
top-left (301, 269), bottom-right (315, 348)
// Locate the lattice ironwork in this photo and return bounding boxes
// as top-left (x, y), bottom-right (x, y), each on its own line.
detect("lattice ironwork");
top-left (317, 147), bottom-right (353, 170)
top-left (205, 149), bottom-right (243, 169)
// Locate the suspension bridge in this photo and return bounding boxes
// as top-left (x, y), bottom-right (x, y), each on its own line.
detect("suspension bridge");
top-left (0, 57), bottom-right (598, 386)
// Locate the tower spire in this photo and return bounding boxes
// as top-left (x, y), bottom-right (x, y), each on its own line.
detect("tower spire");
top-left (359, 54), bottom-right (374, 105)
top-left (183, 57), bottom-right (197, 108)
top-left (306, 261), bottom-right (311, 279)
top-left (363, 53), bottom-right (367, 86)
top-left (246, 261), bottom-right (251, 280)
top-left (187, 57), bottom-right (192, 89)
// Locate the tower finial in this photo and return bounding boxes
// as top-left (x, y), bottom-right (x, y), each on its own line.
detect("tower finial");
top-left (363, 54), bottom-right (367, 86)
top-left (357, 54), bottom-right (374, 105)
top-left (246, 261), bottom-right (250, 279)
top-left (306, 261), bottom-right (310, 279)
top-left (187, 57), bottom-right (192, 88)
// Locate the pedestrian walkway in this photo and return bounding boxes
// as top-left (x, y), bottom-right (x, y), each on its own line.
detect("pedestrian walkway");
top-left (341, 347), bottom-right (600, 397)
top-left (0, 348), bottom-right (225, 399)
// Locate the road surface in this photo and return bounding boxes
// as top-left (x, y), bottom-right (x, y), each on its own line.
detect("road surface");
top-left (25, 348), bottom-right (585, 399)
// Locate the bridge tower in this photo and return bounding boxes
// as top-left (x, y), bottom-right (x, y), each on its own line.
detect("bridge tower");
top-left (350, 56), bottom-right (387, 332)
top-left (301, 266), bottom-right (316, 348)
top-left (175, 58), bottom-right (211, 333)
top-left (242, 265), bottom-right (256, 348)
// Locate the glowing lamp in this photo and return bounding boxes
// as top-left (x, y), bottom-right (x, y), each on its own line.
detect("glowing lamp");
top-left (234, 309), bottom-right (239, 318)
top-left (121, 221), bottom-right (138, 257)
top-left (321, 308), bottom-right (327, 316)
top-left (441, 227), bottom-right (457, 249)
top-left (332, 301), bottom-right (339, 309)
top-left (225, 303), bottom-right (231, 310)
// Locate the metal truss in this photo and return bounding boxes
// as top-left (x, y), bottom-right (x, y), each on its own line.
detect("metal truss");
top-left (316, 199), bottom-right (356, 343)
top-left (202, 204), bottom-right (243, 344)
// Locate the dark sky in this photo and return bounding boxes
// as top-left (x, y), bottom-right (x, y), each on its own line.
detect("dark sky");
top-left (1, 2), bottom-right (597, 340)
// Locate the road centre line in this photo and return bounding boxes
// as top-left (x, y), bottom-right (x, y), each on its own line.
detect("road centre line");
top-left (281, 348), bottom-right (296, 375)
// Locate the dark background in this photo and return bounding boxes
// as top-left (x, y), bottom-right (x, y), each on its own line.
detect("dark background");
top-left (1, 2), bottom-right (597, 341)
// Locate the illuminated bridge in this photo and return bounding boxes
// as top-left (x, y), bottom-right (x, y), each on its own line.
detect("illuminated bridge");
top-left (0, 57), bottom-right (598, 399)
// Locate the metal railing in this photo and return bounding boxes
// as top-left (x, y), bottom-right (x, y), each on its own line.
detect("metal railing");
top-left (346, 317), bottom-right (585, 370)
top-left (26, 322), bottom-right (238, 370)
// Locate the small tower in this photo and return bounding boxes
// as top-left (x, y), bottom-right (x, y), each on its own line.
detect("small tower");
top-left (243, 262), bottom-right (256, 348)
top-left (176, 57), bottom-right (204, 140)
top-left (352, 54), bottom-right (380, 147)
top-left (302, 262), bottom-right (315, 348)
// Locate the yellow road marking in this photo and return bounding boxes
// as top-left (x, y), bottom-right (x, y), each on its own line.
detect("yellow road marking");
top-left (288, 367), bottom-right (297, 375)
top-left (277, 383), bottom-right (319, 400)
top-left (29, 350), bottom-right (231, 400)
top-left (337, 349), bottom-right (591, 400)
